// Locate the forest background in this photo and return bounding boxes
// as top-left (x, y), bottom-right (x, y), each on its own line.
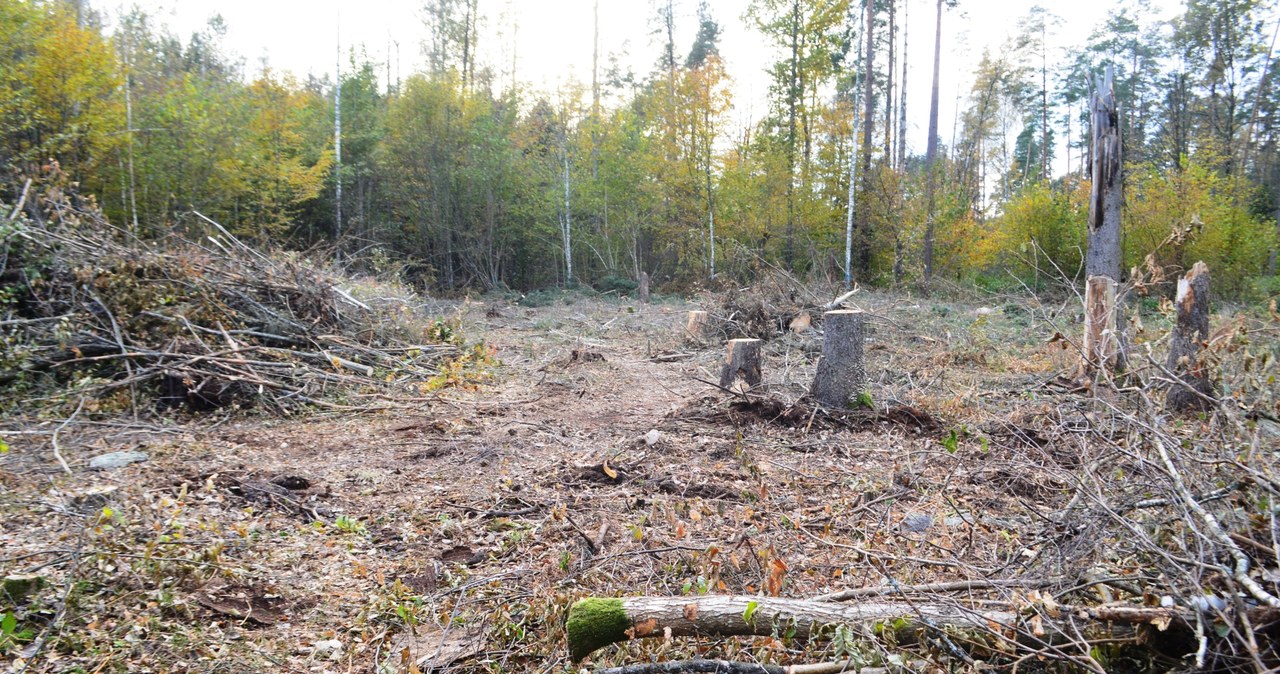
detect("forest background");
top-left (2, 0), bottom-right (1279, 299)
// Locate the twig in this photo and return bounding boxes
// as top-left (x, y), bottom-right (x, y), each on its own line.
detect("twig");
top-left (49, 399), bottom-right (83, 474)
top-left (17, 520), bottom-right (89, 673)
top-left (1152, 434), bottom-right (1280, 607)
top-left (563, 513), bottom-right (600, 555)
top-left (8, 178), bottom-right (31, 220)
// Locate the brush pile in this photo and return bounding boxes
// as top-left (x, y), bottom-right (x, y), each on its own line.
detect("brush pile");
top-left (0, 184), bottom-right (469, 414)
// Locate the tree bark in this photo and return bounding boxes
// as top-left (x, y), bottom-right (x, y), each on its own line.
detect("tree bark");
top-left (638, 271), bottom-right (650, 304)
top-left (1086, 66), bottom-right (1123, 284)
top-left (719, 338), bottom-right (762, 390)
top-left (810, 310), bottom-right (865, 408)
top-left (1166, 262), bottom-right (1214, 411)
top-left (565, 595), bottom-right (1191, 661)
top-left (1084, 66), bottom-right (1124, 374)
top-left (1083, 276), bottom-right (1119, 374)
top-left (922, 0), bottom-right (944, 282)
top-left (855, 0), bottom-right (876, 277)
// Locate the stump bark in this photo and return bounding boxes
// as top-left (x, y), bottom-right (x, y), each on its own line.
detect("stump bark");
top-left (638, 271), bottom-right (650, 304)
top-left (1166, 262), bottom-right (1214, 411)
top-left (719, 338), bottom-right (761, 390)
top-left (1083, 275), bottom-right (1121, 374)
top-left (685, 310), bottom-right (709, 341)
top-left (810, 310), bottom-right (865, 408)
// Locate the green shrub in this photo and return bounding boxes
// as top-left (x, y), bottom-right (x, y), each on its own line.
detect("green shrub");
top-left (595, 275), bottom-right (638, 294)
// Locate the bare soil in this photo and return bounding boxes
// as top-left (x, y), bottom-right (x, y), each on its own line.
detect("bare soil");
top-left (2, 291), bottom-right (1276, 673)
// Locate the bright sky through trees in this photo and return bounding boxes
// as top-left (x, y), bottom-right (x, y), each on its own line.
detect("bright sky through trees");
top-left (127, 0), bottom-right (1185, 164)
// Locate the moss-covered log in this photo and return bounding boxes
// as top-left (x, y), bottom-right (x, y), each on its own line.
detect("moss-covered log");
top-left (566, 595), bottom-right (1197, 661)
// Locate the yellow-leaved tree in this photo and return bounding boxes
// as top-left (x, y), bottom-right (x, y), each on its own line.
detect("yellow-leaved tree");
top-left (232, 71), bottom-right (333, 239)
top-left (0, 0), bottom-right (120, 184)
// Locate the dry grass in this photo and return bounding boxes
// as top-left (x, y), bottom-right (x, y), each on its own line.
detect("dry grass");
top-left (2, 285), bottom-right (1279, 673)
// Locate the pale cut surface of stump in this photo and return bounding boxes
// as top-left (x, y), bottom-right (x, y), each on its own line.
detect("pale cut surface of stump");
top-left (719, 338), bottom-right (761, 389)
top-left (1166, 262), bottom-right (1214, 411)
top-left (1082, 275), bottom-right (1120, 373)
top-left (685, 310), bottom-right (709, 340)
top-left (810, 310), bottom-right (865, 408)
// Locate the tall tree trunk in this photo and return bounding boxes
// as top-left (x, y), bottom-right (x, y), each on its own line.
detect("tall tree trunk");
top-left (1084, 66), bottom-right (1124, 374)
top-left (897, 0), bottom-right (908, 170)
top-left (121, 34), bottom-right (138, 234)
top-left (1087, 66), bottom-right (1122, 284)
top-left (334, 25), bottom-right (343, 250)
top-left (1040, 19), bottom-right (1049, 182)
top-left (856, 0), bottom-right (875, 276)
top-left (784, 0), bottom-right (800, 270)
top-left (706, 83), bottom-right (716, 279)
top-left (923, 0), bottom-right (943, 282)
top-left (844, 4), bottom-right (864, 290)
top-left (591, 0), bottom-right (600, 180)
top-left (563, 138), bottom-right (574, 285)
top-left (884, 0), bottom-right (896, 164)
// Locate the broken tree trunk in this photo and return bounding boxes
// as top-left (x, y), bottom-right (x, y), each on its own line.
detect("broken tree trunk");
top-left (685, 310), bottom-right (709, 341)
top-left (638, 271), bottom-right (650, 304)
top-left (1082, 276), bottom-right (1120, 374)
top-left (810, 310), bottom-right (865, 408)
top-left (1166, 262), bottom-right (1214, 411)
top-left (565, 595), bottom-right (1194, 661)
top-left (1083, 65), bottom-right (1125, 375)
top-left (719, 339), bottom-right (762, 390)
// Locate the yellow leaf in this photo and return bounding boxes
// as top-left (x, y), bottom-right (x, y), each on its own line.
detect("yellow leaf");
top-left (601, 459), bottom-right (618, 480)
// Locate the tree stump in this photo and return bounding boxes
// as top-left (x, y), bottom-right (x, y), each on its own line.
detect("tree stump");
top-left (685, 310), bottom-right (709, 340)
top-left (810, 310), bottom-right (865, 408)
top-left (637, 271), bottom-right (650, 304)
top-left (719, 338), bottom-right (762, 390)
top-left (1083, 275), bottom-right (1121, 373)
top-left (1166, 262), bottom-right (1214, 411)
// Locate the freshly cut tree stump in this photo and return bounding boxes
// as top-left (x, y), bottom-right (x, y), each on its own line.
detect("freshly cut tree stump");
top-left (1082, 275), bottom-right (1121, 374)
top-left (719, 338), bottom-right (762, 389)
top-left (810, 310), bottom-right (865, 408)
top-left (1166, 262), bottom-right (1214, 411)
top-left (685, 310), bottom-right (709, 340)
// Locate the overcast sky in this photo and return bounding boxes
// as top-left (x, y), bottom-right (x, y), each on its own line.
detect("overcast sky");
top-left (124, 0), bottom-right (1188, 161)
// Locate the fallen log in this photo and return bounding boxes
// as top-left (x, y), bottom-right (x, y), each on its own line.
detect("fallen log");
top-left (594, 659), bottom-right (914, 674)
top-left (566, 594), bottom-right (1195, 661)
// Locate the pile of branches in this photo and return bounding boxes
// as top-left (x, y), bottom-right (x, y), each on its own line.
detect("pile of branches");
top-left (0, 183), bottom-right (463, 414)
top-left (710, 271), bottom-right (844, 340)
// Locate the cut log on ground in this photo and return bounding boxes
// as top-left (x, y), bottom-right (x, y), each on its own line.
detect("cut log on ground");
top-left (686, 310), bottom-right (710, 341)
top-left (594, 659), bottom-right (912, 674)
top-left (565, 595), bottom-right (1196, 661)
top-left (719, 339), bottom-right (762, 390)
top-left (1166, 261), bottom-right (1214, 411)
top-left (810, 310), bottom-right (865, 408)
top-left (1082, 275), bottom-right (1120, 375)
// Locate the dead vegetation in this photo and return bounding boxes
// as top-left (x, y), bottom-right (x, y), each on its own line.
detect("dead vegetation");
top-left (2, 250), bottom-right (1280, 673)
top-left (0, 179), bottom-right (477, 419)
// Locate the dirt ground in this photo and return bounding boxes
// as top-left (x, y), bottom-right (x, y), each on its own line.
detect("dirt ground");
top-left (2, 290), bottom-right (1277, 673)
